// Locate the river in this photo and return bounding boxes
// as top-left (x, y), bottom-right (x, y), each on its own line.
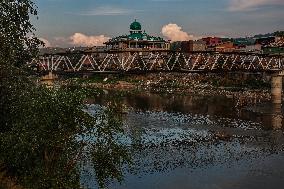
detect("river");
top-left (81, 91), bottom-right (284, 189)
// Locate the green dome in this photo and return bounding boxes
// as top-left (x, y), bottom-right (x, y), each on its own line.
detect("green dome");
top-left (130, 20), bottom-right (142, 30)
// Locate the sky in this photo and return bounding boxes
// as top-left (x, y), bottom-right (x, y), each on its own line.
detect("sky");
top-left (33, 0), bottom-right (284, 47)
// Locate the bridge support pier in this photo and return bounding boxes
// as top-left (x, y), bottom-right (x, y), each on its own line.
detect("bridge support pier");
top-left (271, 75), bottom-right (282, 104)
top-left (41, 71), bottom-right (58, 86)
top-left (271, 103), bottom-right (283, 129)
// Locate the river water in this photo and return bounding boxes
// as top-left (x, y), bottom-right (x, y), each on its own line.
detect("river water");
top-left (82, 92), bottom-right (284, 189)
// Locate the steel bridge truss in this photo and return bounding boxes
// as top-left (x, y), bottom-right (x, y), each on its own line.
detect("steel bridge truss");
top-left (29, 52), bottom-right (284, 73)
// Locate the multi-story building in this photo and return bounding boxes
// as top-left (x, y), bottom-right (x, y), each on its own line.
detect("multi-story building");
top-left (263, 36), bottom-right (284, 54)
top-left (240, 44), bottom-right (262, 52)
top-left (181, 40), bottom-right (206, 52)
top-left (201, 37), bottom-right (222, 47)
top-left (255, 36), bottom-right (275, 46)
top-left (214, 42), bottom-right (235, 52)
top-left (104, 20), bottom-right (170, 51)
top-left (170, 40), bottom-right (206, 53)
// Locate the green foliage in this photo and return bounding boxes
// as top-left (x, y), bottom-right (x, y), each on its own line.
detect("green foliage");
top-left (0, 0), bottom-right (43, 66)
top-left (0, 1), bottom-right (131, 188)
top-left (274, 31), bottom-right (284, 37)
top-left (91, 101), bottom-right (131, 188)
top-left (1, 65), bottom-right (80, 188)
top-left (0, 65), bottom-right (131, 189)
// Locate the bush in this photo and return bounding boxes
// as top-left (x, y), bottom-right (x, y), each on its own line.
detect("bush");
top-left (0, 65), bottom-right (130, 189)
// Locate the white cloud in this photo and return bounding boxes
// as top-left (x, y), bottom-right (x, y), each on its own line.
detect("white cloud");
top-left (39, 38), bottom-right (51, 47)
top-left (161, 23), bottom-right (193, 41)
top-left (79, 6), bottom-right (138, 16)
top-left (69, 33), bottom-right (110, 47)
top-left (228, 0), bottom-right (284, 11)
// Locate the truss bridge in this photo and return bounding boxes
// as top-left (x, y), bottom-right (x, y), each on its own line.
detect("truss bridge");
top-left (30, 51), bottom-right (284, 74)
top-left (32, 50), bottom-right (284, 105)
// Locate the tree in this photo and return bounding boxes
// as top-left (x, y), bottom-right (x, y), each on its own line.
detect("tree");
top-left (0, 0), bottom-right (42, 66)
top-left (0, 1), bottom-right (130, 188)
top-left (274, 31), bottom-right (284, 37)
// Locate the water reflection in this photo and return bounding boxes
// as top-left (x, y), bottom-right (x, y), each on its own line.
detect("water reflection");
top-left (92, 91), bottom-right (284, 130)
top-left (83, 91), bottom-right (284, 189)
top-left (95, 93), bottom-right (236, 117)
top-left (4, 89), bottom-right (281, 189)
top-left (271, 103), bottom-right (283, 130)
